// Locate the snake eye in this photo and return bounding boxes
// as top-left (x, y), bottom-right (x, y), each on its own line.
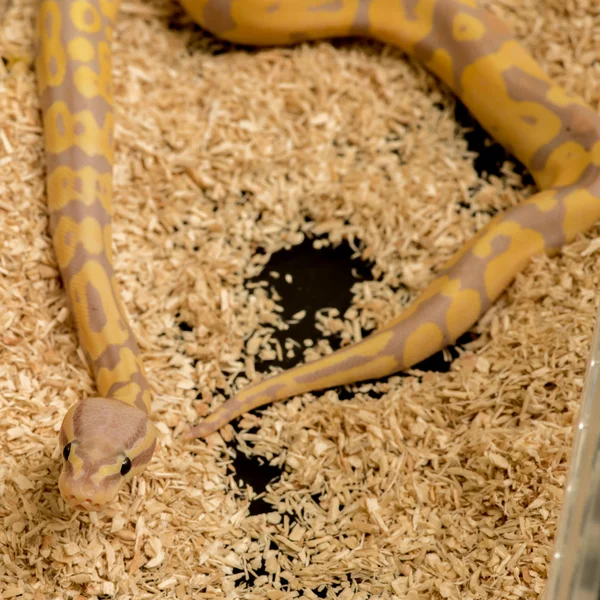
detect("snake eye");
top-left (120, 457), bottom-right (132, 476)
top-left (62, 443), bottom-right (71, 461)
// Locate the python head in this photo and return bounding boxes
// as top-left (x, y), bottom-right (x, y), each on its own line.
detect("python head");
top-left (58, 396), bottom-right (157, 511)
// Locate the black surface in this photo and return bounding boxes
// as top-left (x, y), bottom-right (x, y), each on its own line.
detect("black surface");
top-left (247, 235), bottom-right (374, 370)
top-left (230, 447), bottom-right (283, 516)
top-left (225, 226), bottom-right (480, 591)
top-left (167, 34), bottom-right (532, 592)
top-left (223, 102), bottom-right (521, 589)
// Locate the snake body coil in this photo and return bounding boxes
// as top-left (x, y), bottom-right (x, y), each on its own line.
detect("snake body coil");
top-left (34, 0), bottom-right (600, 510)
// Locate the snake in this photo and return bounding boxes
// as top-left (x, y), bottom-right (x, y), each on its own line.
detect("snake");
top-left (34, 0), bottom-right (600, 511)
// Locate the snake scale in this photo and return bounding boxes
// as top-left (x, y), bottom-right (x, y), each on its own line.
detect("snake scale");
top-left (34, 0), bottom-right (600, 511)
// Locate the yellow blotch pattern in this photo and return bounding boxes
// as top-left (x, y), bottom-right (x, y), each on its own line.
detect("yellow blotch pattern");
top-left (52, 219), bottom-right (78, 269)
top-left (460, 40), bottom-right (564, 187)
top-left (36, 0), bottom-right (67, 93)
top-left (387, 275), bottom-right (451, 327)
top-left (445, 286), bottom-right (481, 341)
top-left (67, 36), bottom-right (95, 62)
top-left (44, 101), bottom-right (73, 153)
top-left (452, 12), bottom-right (485, 42)
top-left (563, 188), bottom-right (600, 243)
top-left (426, 48), bottom-right (454, 88)
top-left (73, 41), bottom-right (113, 102)
top-left (472, 220), bottom-right (524, 259)
top-left (142, 389), bottom-right (152, 410)
top-left (104, 225), bottom-right (113, 263)
top-left (439, 213), bottom-right (504, 270)
top-left (543, 142), bottom-right (591, 189)
top-left (111, 382), bottom-right (142, 404)
top-left (182, 0), bottom-right (364, 45)
top-left (291, 355), bottom-right (398, 393)
top-left (47, 165), bottom-right (76, 211)
top-left (99, 0), bottom-right (120, 21)
top-left (70, 0), bottom-right (102, 33)
top-left (370, 0), bottom-right (435, 54)
top-left (225, 0), bottom-right (363, 45)
top-left (113, 279), bottom-right (133, 328)
top-left (233, 329), bottom-right (397, 408)
top-left (293, 330), bottom-right (398, 393)
top-left (44, 102), bottom-right (114, 163)
top-left (96, 347), bottom-right (141, 398)
top-left (69, 262), bottom-right (130, 360)
top-left (47, 165), bottom-right (113, 212)
top-left (530, 189), bottom-right (558, 213)
top-left (74, 110), bottom-right (114, 158)
top-left (403, 322), bottom-right (444, 368)
top-left (482, 223), bottom-right (545, 300)
top-left (53, 216), bottom-right (104, 270)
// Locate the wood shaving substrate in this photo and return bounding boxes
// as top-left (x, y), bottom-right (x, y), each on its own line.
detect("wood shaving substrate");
top-left (1, 0), bottom-right (599, 598)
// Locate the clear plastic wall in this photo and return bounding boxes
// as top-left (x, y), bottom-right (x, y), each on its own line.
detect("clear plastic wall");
top-left (545, 302), bottom-right (600, 600)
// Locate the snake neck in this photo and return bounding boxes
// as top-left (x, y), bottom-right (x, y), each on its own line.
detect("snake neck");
top-left (36, 0), bottom-right (151, 413)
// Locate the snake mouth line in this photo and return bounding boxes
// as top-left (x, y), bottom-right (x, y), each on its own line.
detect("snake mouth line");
top-left (65, 496), bottom-right (102, 512)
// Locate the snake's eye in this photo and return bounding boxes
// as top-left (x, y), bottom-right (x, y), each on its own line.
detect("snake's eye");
top-left (120, 457), bottom-right (132, 476)
top-left (62, 443), bottom-right (71, 461)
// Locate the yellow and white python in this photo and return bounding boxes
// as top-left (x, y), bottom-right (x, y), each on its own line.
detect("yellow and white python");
top-left (34, 0), bottom-right (600, 511)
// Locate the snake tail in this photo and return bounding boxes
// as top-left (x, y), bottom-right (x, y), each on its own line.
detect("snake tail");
top-left (184, 0), bottom-right (600, 439)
